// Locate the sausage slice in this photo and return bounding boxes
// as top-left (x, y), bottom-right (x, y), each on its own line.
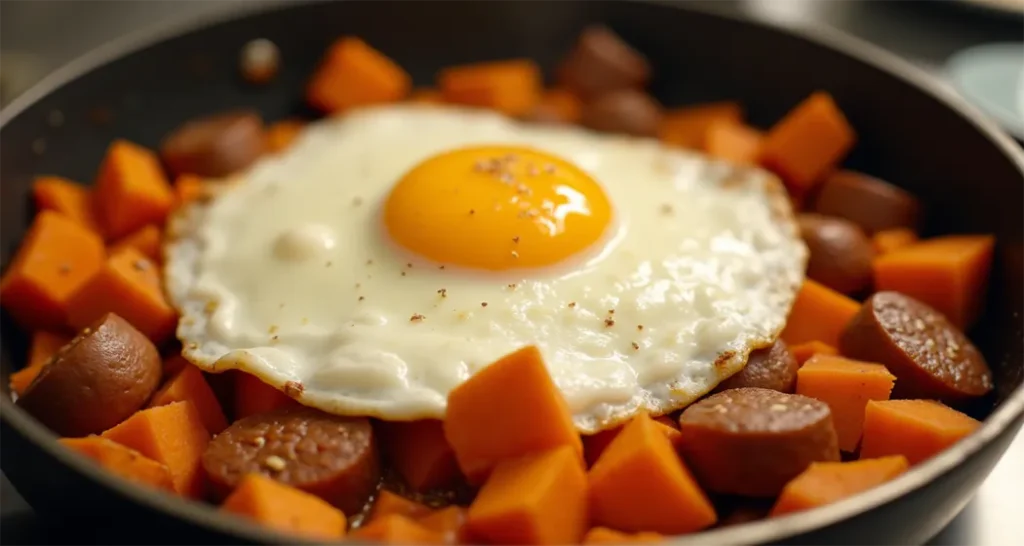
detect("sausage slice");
top-left (160, 110), bottom-right (266, 178)
top-left (797, 213), bottom-right (875, 295)
top-left (16, 313), bottom-right (162, 437)
top-left (678, 388), bottom-right (839, 497)
top-left (813, 170), bottom-right (921, 234)
top-left (840, 291), bottom-right (993, 403)
top-left (581, 90), bottom-right (663, 137)
top-left (713, 340), bottom-right (799, 394)
top-left (556, 26), bottom-right (651, 99)
top-left (203, 406), bottom-right (379, 514)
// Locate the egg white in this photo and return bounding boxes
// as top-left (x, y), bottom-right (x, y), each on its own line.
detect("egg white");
top-left (164, 105), bottom-right (806, 433)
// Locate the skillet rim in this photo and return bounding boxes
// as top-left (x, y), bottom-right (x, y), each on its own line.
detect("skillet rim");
top-left (1, 1), bottom-right (1022, 544)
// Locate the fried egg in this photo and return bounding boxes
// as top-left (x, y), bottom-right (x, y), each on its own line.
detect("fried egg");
top-left (164, 105), bottom-right (806, 433)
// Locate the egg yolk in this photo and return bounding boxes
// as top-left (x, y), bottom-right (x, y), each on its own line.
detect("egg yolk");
top-left (383, 146), bottom-right (612, 270)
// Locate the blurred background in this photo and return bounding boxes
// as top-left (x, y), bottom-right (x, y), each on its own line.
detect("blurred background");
top-left (0, 0), bottom-right (1021, 544)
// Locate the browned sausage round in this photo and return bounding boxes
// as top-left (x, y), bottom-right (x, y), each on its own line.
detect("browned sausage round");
top-left (713, 340), bottom-right (799, 394)
top-left (556, 26), bottom-right (650, 99)
top-left (581, 90), bottom-right (662, 137)
top-left (677, 388), bottom-right (839, 497)
top-left (203, 406), bottom-right (379, 514)
top-left (813, 170), bottom-right (921, 234)
top-left (16, 313), bottom-right (161, 437)
top-left (839, 291), bottom-right (993, 403)
top-left (160, 110), bottom-right (266, 178)
top-left (798, 213), bottom-right (875, 295)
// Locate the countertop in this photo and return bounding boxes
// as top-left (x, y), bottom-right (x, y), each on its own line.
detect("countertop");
top-left (0, 0), bottom-right (1021, 544)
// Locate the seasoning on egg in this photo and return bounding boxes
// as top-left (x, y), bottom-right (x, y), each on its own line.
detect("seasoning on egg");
top-left (605, 318), bottom-right (615, 327)
top-left (410, 314), bottom-right (425, 322)
top-left (438, 288), bottom-right (448, 297)
top-left (481, 302), bottom-right (488, 307)
top-left (632, 342), bottom-right (640, 350)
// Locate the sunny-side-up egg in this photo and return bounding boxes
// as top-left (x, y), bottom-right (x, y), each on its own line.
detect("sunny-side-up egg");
top-left (164, 105), bottom-right (807, 433)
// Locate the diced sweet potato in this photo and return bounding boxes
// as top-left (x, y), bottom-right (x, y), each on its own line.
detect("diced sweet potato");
top-left (529, 88), bottom-right (583, 124)
top-left (234, 372), bottom-right (299, 419)
top-left (409, 88), bottom-right (443, 104)
top-left (307, 37), bottom-right (411, 114)
top-left (33, 176), bottom-right (102, 234)
top-left (174, 174), bottom-right (207, 205)
top-left (370, 491), bottom-right (433, 522)
top-left (101, 401), bottom-right (210, 498)
top-left (380, 420), bottom-right (461, 492)
top-left (859, 399), bottom-right (980, 465)
top-left (149, 364), bottom-right (228, 434)
top-left (94, 140), bottom-right (175, 239)
top-left (352, 514), bottom-right (442, 545)
top-left (60, 436), bottom-right (174, 492)
top-left (872, 235), bottom-right (995, 329)
top-left (0, 211), bottom-right (105, 330)
top-left (797, 355), bottom-right (896, 452)
top-left (222, 473), bottom-right (346, 540)
top-left (10, 331), bottom-right (71, 396)
top-left (163, 355), bottom-right (189, 379)
top-left (439, 59), bottom-right (542, 117)
top-left (658, 101), bottom-right (743, 150)
top-left (760, 92), bottom-right (856, 190)
top-left (265, 119), bottom-right (306, 153)
top-left (780, 280), bottom-right (860, 347)
top-left (589, 414), bottom-right (716, 534)
top-left (467, 445), bottom-right (588, 545)
top-left (443, 345), bottom-right (582, 484)
top-left (110, 225), bottom-right (162, 263)
top-left (704, 121), bottom-right (764, 165)
top-left (418, 506), bottom-right (468, 545)
top-left (583, 527), bottom-right (664, 544)
top-left (584, 416), bottom-right (682, 467)
top-left (872, 228), bottom-right (918, 256)
top-left (771, 456), bottom-right (909, 516)
top-left (789, 340), bottom-right (839, 367)
top-left (66, 247), bottom-right (177, 344)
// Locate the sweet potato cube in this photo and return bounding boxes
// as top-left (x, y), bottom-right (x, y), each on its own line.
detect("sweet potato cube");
top-left (771, 455), bottom-right (909, 516)
top-left (760, 92), bottom-right (856, 190)
top-left (467, 445), bottom-right (588, 545)
top-left (111, 225), bottom-right (162, 263)
top-left (419, 506), bottom-right (468, 545)
top-left (705, 120), bottom-right (764, 165)
top-left (0, 211), bottom-right (105, 330)
top-left (380, 420), bottom-right (461, 491)
top-left (658, 101), bottom-right (743, 150)
top-left (265, 120), bottom-right (306, 153)
top-left (60, 436), bottom-right (175, 492)
top-left (872, 228), bottom-right (918, 256)
top-left (789, 340), bottom-right (839, 367)
top-left (94, 140), bottom-right (175, 239)
top-left (797, 355), bottom-right (896, 451)
top-left (149, 364), bottom-right (228, 434)
top-left (584, 416), bottom-right (681, 467)
top-left (439, 59), bottom-right (542, 117)
top-left (66, 247), bottom-right (177, 344)
top-left (872, 235), bottom-right (995, 329)
top-left (222, 473), bottom-right (346, 540)
top-left (101, 401), bottom-right (210, 498)
top-left (352, 514), bottom-right (442, 544)
top-left (780, 280), bottom-right (860, 347)
top-left (234, 372), bottom-right (298, 419)
top-left (174, 174), bottom-right (207, 205)
top-left (859, 399), bottom-right (980, 465)
top-left (370, 491), bottom-right (433, 522)
top-left (583, 527), bottom-right (664, 544)
top-left (306, 37), bottom-right (411, 114)
top-left (589, 414), bottom-right (716, 534)
top-left (32, 176), bottom-right (102, 234)
top-left (444, 345), bottom-right (582, 484)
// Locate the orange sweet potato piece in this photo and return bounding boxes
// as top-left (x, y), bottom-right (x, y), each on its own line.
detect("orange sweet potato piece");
top-left (704, 120), bottom-right (764, 165)
top-left (265, 119), bottom-right (306, 153)
top-left (584, 416), bottom-right (682, 467)
top-left (222, 473), bottom-right (346, 540)
top-left (444, 345), bottom-right (582, 484)
top-left (872, 228), bottom-right (918, 256)
top-left (531, 88), bottom-right (583, 124)
top-left (307, 37), bottom-right (411, 114)
top-left (789, 340), bottom-right (839, 367)
top-left (467, 445), bottom-right (588, 545)
top-left (352, 514), bottom-right (442, 544)
top-left (32, 176), bottom-right (102, 234)
top-left (163, 354), bottom-right (189, 379)
top-left (66, 247), bottom-right (177, 344)
top-left (409, 88), bottom-right (443, 104)
top-left (111, 225), bottom-right (161, 263)
top-left (418, 506), bottom-right (468, 545)
top-left (149, 364), bottom-right (228, 435)
top-left (583, 527), bottom-right (664, 544)
top-left (60, 436), bottom-right (174, 492)
top-left (780, 279), bottom-right (860, 347)
top-left (174, 174), bottom-right (207, 205)
top-left (658, 101), bottom-right (743, 150)
top-left (101, 400), bottom-right (210, 498)
top-left (380, 420), bottom-right (461, 491)
top-left (94, 140), bottom-right (175, 239)
top-left (872, 235), bottom-right (995, 329)
top-left (589, 414), bottom-right (716, 534)
top-left (10, 331), bottom-right (71, 396)
top-left (760, 92), bottom-right (856, 190)
top-left (234, 372), bottom-right (299, 420)
top-left (370, 491), bottom-right (433, 521)
top-left (0, 211), bottom-right (106, 330)
top-left (797, 355), bottom-right (896, 452)
top-left (439, 59), bottom-right (542, 117)
top-left (859, 399), bottom-right (980, 465)
top-left (770, 455), bottom-right (908, 516)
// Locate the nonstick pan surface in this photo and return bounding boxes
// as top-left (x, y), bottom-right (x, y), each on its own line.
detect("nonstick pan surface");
top-left (1, 1), bottom-right (1022, 544)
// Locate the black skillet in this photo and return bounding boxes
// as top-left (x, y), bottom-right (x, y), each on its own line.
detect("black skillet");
top-left (1, 1), bottom-right (1023, 544)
